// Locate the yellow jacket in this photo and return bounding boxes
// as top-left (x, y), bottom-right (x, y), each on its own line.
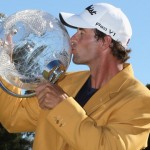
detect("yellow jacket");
top-left (0, 63), bottom-right (150, 150)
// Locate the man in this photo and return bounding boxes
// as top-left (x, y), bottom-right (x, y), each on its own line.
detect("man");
top-left (0, 3), bottom-right (150, 150)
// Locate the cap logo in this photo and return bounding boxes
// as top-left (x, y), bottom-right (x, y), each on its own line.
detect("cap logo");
top-left (95, 22), bottom-right (107, 31)
top-left (95, 22), bottom-right (116, 36)
top-left (86, 5), bottom-right (97, 15)
top-left (109, 30), bottom-right (116, 36)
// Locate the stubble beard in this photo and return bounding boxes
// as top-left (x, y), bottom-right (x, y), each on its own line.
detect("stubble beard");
top-left (72, 54), bottom-right (87, 65)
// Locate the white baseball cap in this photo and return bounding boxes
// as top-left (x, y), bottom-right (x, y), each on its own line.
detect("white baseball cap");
top-left (59, 3), bottom-right (132, 48)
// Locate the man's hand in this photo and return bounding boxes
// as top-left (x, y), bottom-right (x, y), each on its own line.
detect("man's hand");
top-left (35, 83), bottom-right (68, 109)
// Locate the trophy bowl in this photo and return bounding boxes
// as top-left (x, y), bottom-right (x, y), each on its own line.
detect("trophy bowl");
top-left (0, 10), bottom-right (71, 97)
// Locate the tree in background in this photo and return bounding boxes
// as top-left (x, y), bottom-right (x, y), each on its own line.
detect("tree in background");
top-left (146, 84), bottom-right (150, 90)
top-left (0, 123), bottom-right (33, 150)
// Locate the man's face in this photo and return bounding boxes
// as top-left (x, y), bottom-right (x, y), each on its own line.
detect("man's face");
top-left (70, 28), bottom-right (101, 66)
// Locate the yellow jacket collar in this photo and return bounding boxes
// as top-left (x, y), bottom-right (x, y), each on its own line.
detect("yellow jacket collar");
top-left (84, 63), bottom-right (135, 113)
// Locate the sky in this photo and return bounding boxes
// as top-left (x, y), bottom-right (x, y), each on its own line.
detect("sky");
top-left (0, 0), bottom-right (150, 85)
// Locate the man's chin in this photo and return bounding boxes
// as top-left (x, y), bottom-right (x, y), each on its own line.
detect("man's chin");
top-left (72, 57), bottom-right (85, 65)
top-left (73, 59), bottom-right (79, 64)
top-left (73, 60), bottom-right (84, 65)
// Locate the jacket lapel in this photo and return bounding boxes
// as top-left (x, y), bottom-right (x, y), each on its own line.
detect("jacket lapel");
top-left (83, 82), bottom-right (111, 115)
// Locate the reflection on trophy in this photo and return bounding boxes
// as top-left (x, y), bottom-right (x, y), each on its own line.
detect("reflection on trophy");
top-left (0, 10), bottom-right (71, 97)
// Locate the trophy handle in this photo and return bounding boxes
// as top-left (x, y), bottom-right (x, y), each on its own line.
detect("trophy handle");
top-left (0, 60), bottom-right (66, 98)
top-left (0, 80), bottom-right (36, 98)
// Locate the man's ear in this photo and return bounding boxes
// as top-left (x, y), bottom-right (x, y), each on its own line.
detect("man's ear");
top-left (101, 35), bottom-right (112, 49)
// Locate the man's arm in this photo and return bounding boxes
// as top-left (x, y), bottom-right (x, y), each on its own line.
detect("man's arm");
top-left (0, 78), bottom-right (41, 132)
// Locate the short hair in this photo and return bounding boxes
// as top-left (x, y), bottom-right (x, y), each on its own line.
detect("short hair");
top-left (94, 29), bottom-right (131, 63)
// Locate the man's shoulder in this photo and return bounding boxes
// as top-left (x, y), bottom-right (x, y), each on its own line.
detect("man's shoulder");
top-left (123, 77), bottom-right (150, 98)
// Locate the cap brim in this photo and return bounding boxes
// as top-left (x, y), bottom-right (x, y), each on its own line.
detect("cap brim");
top-left (59, 12), bottom-right (93, 29)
